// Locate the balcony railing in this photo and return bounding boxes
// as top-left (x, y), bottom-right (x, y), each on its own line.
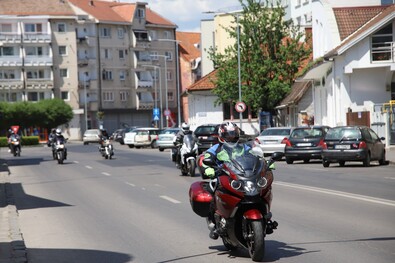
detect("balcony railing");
top-left (24, 56), bottom-right (52, 66)
top-left (23, 33), bottom-right (51, 43)
top-left (0, 80), bottom-right (23, 89)
top-left (0, 33), bottom-right (21, 43)
top-left (0, 56), bottom-right (23, 66)
top-left (371, 41), bottom-right (395, 62)
top-left (26, 79), bottom-right (53, 89)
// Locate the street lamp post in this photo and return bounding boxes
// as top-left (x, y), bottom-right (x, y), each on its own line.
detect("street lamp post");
top-left (142, 65), bottom-right (162, 128)
top-left (153, 54), bottom-right (169, 128)
top-left (84, 73), bottom-right (88, 131)
top-left (204, 10), bottom-right (243, 129)
top-left (156, 39), bottom-right (181, 127)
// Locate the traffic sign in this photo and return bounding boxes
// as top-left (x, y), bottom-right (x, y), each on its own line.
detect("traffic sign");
top-left (153, 108), bottom-right (160, 120)
top-left (164, 109), bottom-right (171, 117)
top-left (235, 101), bottom-right (246, 113)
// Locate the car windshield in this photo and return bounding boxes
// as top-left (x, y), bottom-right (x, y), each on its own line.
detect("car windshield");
top-left (195, 126), bottom-right (218, 134)
top-left (260, 128), bottom-right (290, 136)
top-left (325, 127), bottom-right (361, 140)
top-left (160, 129), bottom-right (178, 135)
top-left (290, 128), bottom-right (323, 139)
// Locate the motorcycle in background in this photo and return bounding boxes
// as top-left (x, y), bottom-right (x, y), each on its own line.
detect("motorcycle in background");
top-left (189, 143), bottom-right (283, 261)
top-left (100, 138), bottom-right (114, 159)
top-left (9, 135), bottom-right (21, 157)
top-left (54, 137), bottom-right (67, 164)
top-left (174, 133), bottom-right (198, 176)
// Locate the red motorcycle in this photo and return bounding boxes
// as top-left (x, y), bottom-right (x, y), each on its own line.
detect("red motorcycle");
top-left (189, 144), bottom-right (283, 261)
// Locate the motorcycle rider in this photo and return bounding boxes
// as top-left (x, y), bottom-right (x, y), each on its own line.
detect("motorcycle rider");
top-left (47, 128), bottom-right (56, 146)
top-left (54, 128), bottom-right (67, 159)
top-left (173, 122), bottom-right (194, 168)
top-left (98, 128), bottom-right (110, 152)
top-left (198, 121), bottom-right (254, 240)
top-left (7, 129), bottom-right (21, 153)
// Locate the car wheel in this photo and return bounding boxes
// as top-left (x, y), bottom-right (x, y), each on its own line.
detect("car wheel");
top-left (128, 145), bottom-right (134, 148)
top-left (159, 148), bottom-right (164, 152)
top-left (339, 161), bottom-right (345, 167)
top-left (151, 140), bottom-right (157, 148)
top-left (303, 159), bottom-right (310, 163)
top-left (378, 151), bottom-right (386, 165)
top-left (363, 152), bottom-right (371, 167)
top-left (83, 142), bottom-right (88, 145)
top-left (285, 158), bottom-right (293, 164)
top-left (323, 160), bottom-right (330, 167)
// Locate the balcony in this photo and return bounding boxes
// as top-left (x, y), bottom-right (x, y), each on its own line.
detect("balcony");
top-left (23, 33), bottom-right (51, 43)
top-left (24, 56), bottom-right (52, 66)
top-left (0, 80), bottom-right (23, 89)
top-left (77, 56), bottom-right (96, 67)
top-left (0, 33), bottom-right (21, 43)
top-left (0, 56), bottom-right (23, 66)
top-left (77, 35), bottom-right (96, 47)
top-left (371, 41), bottom-right (395, 62)
top-left (136, 92), bottom-right (154, 110)
top-left (26, 79), bottom-right (53, 89)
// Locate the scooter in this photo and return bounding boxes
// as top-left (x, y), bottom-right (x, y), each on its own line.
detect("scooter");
top-left (9, 135), bottom-right (21, 157)
top-left (175, 133), bottom-right (198, 176)
top-left (100, 138), bottom-right (114, 159)
top-left (189, 143), bottom-right (283, 261)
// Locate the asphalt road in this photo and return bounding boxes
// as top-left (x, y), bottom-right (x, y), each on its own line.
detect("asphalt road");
top-left (1, 142), bottom-right (395, 263)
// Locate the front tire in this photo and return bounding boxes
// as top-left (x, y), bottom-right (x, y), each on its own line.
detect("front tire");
top-left (363, 152), bottom-right (371, 167)
top-left (285, 157), bottom-right (293, 164)
top-left (339, 160), bottom-right (345, 167)
top-left (378, 151), bottom-right (386, 165)
top-left (188, 159), bottom-right (196, 177)
top-left (57, 152), bottom-right (64, 164)
top-left (323, 160), bottom-right (330, 167)
top-left (244, 220), bottom-right (265, 262)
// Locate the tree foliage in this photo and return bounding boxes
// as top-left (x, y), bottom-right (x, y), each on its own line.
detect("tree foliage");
top-left (0, 99), bottom-right (73, 133)
top-left (208, 0), bottom-right (311, 112)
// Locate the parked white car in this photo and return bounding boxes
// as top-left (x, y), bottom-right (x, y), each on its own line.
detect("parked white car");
top-left (254, 127), bottom-right (294, 156)
top-left (123, 128), bottom-right (140, 148)
top-left (124, 127), bottom-right (161, 148)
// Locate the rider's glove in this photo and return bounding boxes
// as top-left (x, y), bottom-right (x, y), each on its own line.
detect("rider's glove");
top-left (205, 167), bottom-right (215, 178)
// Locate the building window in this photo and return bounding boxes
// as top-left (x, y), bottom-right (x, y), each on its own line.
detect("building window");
top-left (61, 91), bottom-right (69, 101)
top-left (57, 23), bottom-right (66, 33)
top-left (163, 31), bottom-right (171, 39)
top-left (136, 8), bottom-right (145, 18)
top-left (149, 30), bottom-right (157, 40)
top-left (24, 23), bottom-right (42, 33)
top-left (103, 91), bottom-right (114, 101)
top-left (100, 27), bottom-right (111, 37)
top-left (0, 46), bottom-right (14, 56)
top-left (25, 46), bottom-right (43, 56)
top-left (371, 23), bottom-right (393, 62)
top-left (166, 71), bottom-right (172, 81)
top-left (119, 49), bottom-right (125, 59)
top-left (120, 91), bottom-right (128, 101)
top-left (60, 68), bottom-right (68, 77)
top-left (103, 48), bottom-right (112, 59)
top-left (0, 69), bottom-right (16, 79)
top-left (27, 69), bottom-right (45, 79)
top-left (165, 51), bottom-right (173, 61)
top-left (150, 51), bottom-right (159, 61)
top-left (59, 46), bottom-right (67, 56)
top-left (119, 70), bottom-right (126, 81)
top-left (27, 92), bottom-right (45, 101)
top-left (102, 70), bottom-right (113, 80)
top-left (168, 91), bottom-right (174, 101)
top-left (118, 28), bottom-right (124, 39)
top-left (0, 24), bottom-right (12, 33)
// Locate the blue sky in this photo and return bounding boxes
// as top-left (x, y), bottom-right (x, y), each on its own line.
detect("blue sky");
top-left (120, 0), bottom-right (242, 32)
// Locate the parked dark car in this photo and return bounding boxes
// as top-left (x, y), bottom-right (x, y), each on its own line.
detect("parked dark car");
top-left (112, 129), bottom-right (125, 144)
top-left (194, 123), bottom-right (254, 154)
top-left (322, 126), bottom-right (386, 167)
top-left (194, 124), bottom-right (220, 154)
top-left (283, 125), bottom-right (331, 164)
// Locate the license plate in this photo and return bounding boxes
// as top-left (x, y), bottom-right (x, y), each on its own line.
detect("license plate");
top-left (200, 136), bottom-right (208, 139)
top-left (335, 144), bottom-right (350, 149)
top-left (263, 140), bottom-right (277, 144)
top-left (297, 143), bottom-right (311, 147)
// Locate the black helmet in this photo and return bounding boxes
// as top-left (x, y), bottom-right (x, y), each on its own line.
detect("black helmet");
top-left (218, 121), bottom-right (240, 144)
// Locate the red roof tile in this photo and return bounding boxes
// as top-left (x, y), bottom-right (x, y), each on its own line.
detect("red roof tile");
top-left (186, 69), bottom-right (217, 92)
top-left (176, 31), bottom-right (201, 62)
top-left (0, 0), bottom-right (75, 16)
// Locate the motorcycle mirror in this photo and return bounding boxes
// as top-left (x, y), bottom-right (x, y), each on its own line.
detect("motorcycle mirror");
top-left (250, 147), bottom-right (264, 158)
top-left (202, 158), bottom-right (216, 167)
top-left (271, 152), bottom-right (284, 161)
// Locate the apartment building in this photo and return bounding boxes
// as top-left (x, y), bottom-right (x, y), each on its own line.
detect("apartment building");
top-left (0, 0), bottom-right (178, 139)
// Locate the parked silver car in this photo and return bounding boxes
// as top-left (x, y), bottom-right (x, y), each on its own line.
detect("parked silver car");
top-left (254, 127), bottom-right (294, 156)
top-left (157, 128), bottom-right (181, 152)
top-left (83, 129), bottom-right (101, 145)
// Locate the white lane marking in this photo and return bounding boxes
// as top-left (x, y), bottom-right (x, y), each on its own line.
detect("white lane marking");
top-left (126, 182), bottom-right (135, 187)
top-left (102, 172), bottom-right (111, 176)
top-left (73, 161), bottom-right (79, 164)
top-left (275, 181), bottom-right (395, 207)
top-left (385, 177), bottom-right (395, 180)
top-left (85, 165), bottom-right (92, 169)
top-left (160, 195), bottom-right (181, 204)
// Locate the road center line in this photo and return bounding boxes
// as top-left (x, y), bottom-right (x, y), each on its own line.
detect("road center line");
top-left (85, 165), bottom-right (92, 169)
top-left (102, 172), bottom-right (111, 176)
top-left (275, 181), bottom-right (395, 207)
top-left (160, 195), bottom-right (181, 204)
top-left (126, 182), bottom-right (135, 187)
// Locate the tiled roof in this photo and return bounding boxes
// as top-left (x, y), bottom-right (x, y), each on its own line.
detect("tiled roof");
top-left (146, 8), bottom-right (176, 27)
top-left (326, 4), bottom-right (395, 58)
top-left (278, 80), bottom-right (312, 107)
top-left (68, 0), bottom-right (130, 23)
top-left (333, 5), bottom-right (387, 41)
top-left (0, 0), bottom-right (75, 16)
top-left (186, 69), bottom-right (217, 92)
top-left (176, 31), bottom-right (201, 62)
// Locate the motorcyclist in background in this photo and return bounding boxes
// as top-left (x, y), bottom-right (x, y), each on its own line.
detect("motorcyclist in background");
top-left (47, 128), bottom-right (56, 147)
top-left (54, 128), bottom-right (67, 159)
top-left (98, 128), bottom-right (110, 151)
top-left (198, 121), bottom-right (254, 240)
top-left (7, 129), bottom-right (21, 153)
top-left (173, 122), bottom-right (194, 168)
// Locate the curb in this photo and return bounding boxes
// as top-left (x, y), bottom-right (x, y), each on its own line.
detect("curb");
top-left (0, 160), bottom-right (27, 263)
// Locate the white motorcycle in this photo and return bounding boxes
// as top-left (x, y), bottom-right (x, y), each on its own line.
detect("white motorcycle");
top-left (100, 138), bottom-right (114, 159)
top-left (176, 133), bottom-right (198, 177)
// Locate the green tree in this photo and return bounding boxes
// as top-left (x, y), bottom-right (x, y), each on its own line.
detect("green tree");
top-left (209, 0), bottom-right (311, 112)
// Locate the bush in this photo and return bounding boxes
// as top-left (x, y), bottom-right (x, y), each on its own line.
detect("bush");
top-left (0, 136), bottom-right (40, 147)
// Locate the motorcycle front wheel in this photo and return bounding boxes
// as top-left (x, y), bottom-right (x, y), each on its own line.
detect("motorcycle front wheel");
top-left (187, 159), bottom-right (196, 177)
top-left (57, 152), bottom-right (64, 164)
top-left (244, 220), bottom-right (265, 262)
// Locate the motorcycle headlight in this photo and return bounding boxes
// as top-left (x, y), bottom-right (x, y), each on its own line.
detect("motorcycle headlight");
top-left (230, 180), bottom-right (242, 190)
top-left (244, 181), bottom-right (257, 194)
top-left (257, 177), bottom-right (268, 188)
top-left (58, 144), bottom-right (64, 149)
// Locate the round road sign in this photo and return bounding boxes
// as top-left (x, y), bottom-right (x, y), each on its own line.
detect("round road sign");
top-left (235, 102), bottom-right (246, 113)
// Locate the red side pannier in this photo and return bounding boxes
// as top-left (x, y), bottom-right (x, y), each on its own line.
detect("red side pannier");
top-left (189, 181), bottom-right (213, 217)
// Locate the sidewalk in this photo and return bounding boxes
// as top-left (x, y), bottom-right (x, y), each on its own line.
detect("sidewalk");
top-left (0, 146), bottom-right (394, 262)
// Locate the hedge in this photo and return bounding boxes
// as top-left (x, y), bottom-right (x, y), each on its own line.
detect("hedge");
top-left (0, 136), bottom-right (40, 147)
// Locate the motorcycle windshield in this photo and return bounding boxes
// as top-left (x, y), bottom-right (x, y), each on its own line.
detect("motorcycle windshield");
top-left (56, 137), bottom-right (65, 144)
top-left (221, 143), bottom-right (264, 179)
top-left (183, 134), bottom-right (196, 148)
